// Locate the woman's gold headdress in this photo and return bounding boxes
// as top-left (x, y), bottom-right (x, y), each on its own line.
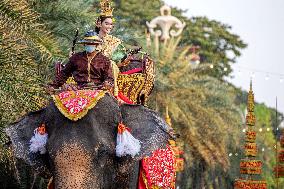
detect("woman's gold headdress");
top-left (100, 0), bottom-right (113, 17)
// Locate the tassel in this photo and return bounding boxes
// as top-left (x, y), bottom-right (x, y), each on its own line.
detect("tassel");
top-left (116, 123), bottom-right (141, 157)
top-left (29, 124), bottom-right (48, 154)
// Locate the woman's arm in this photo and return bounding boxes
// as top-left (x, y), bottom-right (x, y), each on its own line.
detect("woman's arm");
top-left (111, 43), bottom-right (127, 67)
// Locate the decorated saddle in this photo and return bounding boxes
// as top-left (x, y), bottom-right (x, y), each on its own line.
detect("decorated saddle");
top-left (52, 89), bottom-right (106, 121)
top-left (117, 55), bottom-right (155, 105)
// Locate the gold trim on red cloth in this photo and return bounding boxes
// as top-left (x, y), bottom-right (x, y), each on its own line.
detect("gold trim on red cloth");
top-left (52, 90), bottom-right (106, 121)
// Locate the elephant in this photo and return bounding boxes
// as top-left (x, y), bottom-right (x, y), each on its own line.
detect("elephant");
top-left (5, 93), bottom-right (173, 189)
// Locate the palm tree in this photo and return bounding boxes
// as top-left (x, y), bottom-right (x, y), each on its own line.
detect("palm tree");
top-left (0, 0), bottom-right (62, 140)
top-left (0, 1), bottom-right (62, 187)
top-left (146, 38), bottom-right (243, 188)
top-left (30, 0), bottom-right (97, 55)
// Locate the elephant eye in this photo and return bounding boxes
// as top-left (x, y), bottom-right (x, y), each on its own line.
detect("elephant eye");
top-left (97, 147), bottom-right (110, 158)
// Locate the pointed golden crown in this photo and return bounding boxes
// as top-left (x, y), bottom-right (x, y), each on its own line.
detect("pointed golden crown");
top-left (100, 0), bottom-right (113, 17)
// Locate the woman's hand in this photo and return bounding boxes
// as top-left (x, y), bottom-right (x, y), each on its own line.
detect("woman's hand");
top-left (118, 55), bottom-right (134, 67)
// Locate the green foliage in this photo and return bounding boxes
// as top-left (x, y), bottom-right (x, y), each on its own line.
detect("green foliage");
top-left (0, 1), bottom-right (62, 188)
top-left (0, 0), bottom-right (61, 141)
top-left (223, 99), bottom-right (284, 188)
top-left (253, 104), bottom-right (284, 188)
top-left (145, 35), bottom-right (282, 187)
top-left (0, 146), bottom-right (19, 188)
top-left (181, 16), bottom-right (247, 78)
top-left (114, 0), bottom-right (162, 32)
top-left (30, 0), bottom-right (97, 56)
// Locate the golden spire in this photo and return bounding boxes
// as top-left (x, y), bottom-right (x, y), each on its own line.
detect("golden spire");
top-left (246, 80), bottom-right (256, 126)
top-left (100, 0), bottom-right (114, 17)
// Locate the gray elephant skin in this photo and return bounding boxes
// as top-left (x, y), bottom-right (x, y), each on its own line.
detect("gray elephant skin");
top-left (5, 94), bottom-right (172, 189)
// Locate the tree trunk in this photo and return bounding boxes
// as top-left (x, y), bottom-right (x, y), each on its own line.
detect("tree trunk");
top-left (200, 160), bottom-right (206, 189)
top-left (212, 170), bottom-right (218, 189)
top-left (191, 159), bottom-right (207, 189)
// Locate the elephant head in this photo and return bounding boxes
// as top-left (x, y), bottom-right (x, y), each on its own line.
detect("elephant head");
top-left (6, 94), bottom-right (173, 189)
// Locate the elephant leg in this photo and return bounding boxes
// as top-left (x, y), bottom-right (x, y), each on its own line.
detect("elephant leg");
top-left (115, 157), bottom-right (139, 189)
top-left (129, 161), bottom-right (140, 188)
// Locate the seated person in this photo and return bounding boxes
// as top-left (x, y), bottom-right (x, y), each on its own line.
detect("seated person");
top-left (49, 30), bottom-right (114, 92)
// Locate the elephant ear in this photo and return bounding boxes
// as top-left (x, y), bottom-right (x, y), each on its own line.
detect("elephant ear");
top-left (5, 108), bottom-right (51, 178)
top-left (120, 104), bottom-right (174, 159)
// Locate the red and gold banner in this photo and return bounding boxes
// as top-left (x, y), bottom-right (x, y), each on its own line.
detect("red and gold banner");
top-left (274, 164), bottom-right (284, 178)
top-left (175, 158), bottom-right (184, 172)
top-left (240, 160), bottom-right (262, 175)
top-left (234, 179), bottom-right (267, 189)
top-left (234, 82), bottom-right (266, 187)
top-left (278, 150), bottom-right (284, 163)
top-left (246, 112), bottom-right (256, 126)
top-left (244, 142), bottom-right (257, 157)
top-left (246, 131), bottom-right (256, 143)
top-left (280, 135), bottom-right (284, 148)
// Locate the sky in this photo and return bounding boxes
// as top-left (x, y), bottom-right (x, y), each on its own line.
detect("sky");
top-left (163, 0), bottom-right (284, 115)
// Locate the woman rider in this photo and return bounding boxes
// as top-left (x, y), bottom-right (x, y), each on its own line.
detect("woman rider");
top-left (95, 0), bottom-right (135, 97)
top-left (95, 3), bottom-right (176, 189)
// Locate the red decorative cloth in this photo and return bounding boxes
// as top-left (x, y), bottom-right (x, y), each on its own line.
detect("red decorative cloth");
top-left (138, 145), bottom-right (176, 189)
top-left (117, 92), bottom-right (133, 104)
top-left (120, 68), bottom-right (143, 75)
